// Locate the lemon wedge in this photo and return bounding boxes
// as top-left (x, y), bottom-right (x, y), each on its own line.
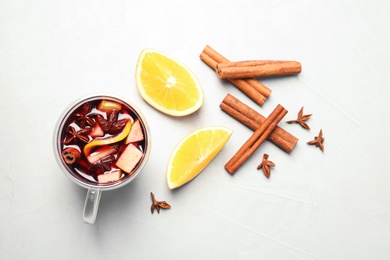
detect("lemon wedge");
top-left (167, 126), bottom-right (232, 189)
top-left (135, 49), bottom-right (204, 116)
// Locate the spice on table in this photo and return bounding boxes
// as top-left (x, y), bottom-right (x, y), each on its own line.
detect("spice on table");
top-left (200, 45), bottom-right (271, 106)
top-left (257, 154), bottom-right (275, 178)
top-left (286, 106), bottom-right (312, 130)
top-left (216, 60), bottom-right (302, 79)
top-left (225, 104), bottom-right (288, 174)
top-left (150, 192), bottom-right (171, 214)
top-left (307, 129), bottom-right (325, 152)
top-left (220, 93), bottom-right (298, 153)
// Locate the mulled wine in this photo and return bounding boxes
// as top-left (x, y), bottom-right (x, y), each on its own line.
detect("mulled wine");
top-left (57, 96), bottom-right (150, 186)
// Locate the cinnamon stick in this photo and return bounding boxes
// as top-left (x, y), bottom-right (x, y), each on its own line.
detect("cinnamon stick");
top-left (200, 46), bottom-right (271, 105)
top-left (216, 60), bottom-right (302, 79)
top-left (220, 93), bottom-right (298, 153)
top-left (225, 104), bottom-right (288, 174)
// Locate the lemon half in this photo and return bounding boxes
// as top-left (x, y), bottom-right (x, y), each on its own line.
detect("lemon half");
top-left (135, 49), bottom-right (204, 116)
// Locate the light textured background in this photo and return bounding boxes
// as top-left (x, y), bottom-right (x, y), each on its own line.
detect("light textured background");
top-left (1, 1), bottom-right (390, 259)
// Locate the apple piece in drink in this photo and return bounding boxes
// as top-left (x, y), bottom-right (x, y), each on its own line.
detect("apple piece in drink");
top-left (125, 119), bottom-right (144, 144)
top-left (116, 144), bottom-right (143, 173)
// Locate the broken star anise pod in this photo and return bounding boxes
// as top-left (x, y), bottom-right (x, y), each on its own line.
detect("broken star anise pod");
top-left (257, 153), bottom-right (275, 178)
top-left (74, 103), bottom-right (95, 128)
top-left (64, 126), bottom-right (91, 144)
top-left (150, 192), bottom-right (171, 214)
top-left (286, 106), bottom-right (312, 130)
top-left (307, 129), bottom-right (325, 152)
top-left (96, 110), bottom-right (128, 134)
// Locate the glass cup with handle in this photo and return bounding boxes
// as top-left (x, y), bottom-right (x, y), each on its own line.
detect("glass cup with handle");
top-left (53, 93), bottom-right (151, 224)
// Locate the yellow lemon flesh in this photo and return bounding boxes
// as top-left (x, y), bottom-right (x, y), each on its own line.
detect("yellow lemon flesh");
top-left (167, 126), bottom-right (232, 189)
top-left (135, 49), bottom-right (204, 116)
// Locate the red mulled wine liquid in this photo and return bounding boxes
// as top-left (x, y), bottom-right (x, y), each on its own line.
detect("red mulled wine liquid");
top-left (60, 99), bottom-right (147, 184)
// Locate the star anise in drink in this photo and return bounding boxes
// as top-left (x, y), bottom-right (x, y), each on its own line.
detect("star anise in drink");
top-left (257, 153), bottom-right (275, 178)
top-left (89, 154), bottom-right (116, 173)
top-left (150, 192), bottom-right (171, 214)
top-left (286, 106), bottom-right (312, 130)
top-left (64, 126), bottom-right (91, 144)
top-left (307, 129), bottom-right (325, 152)
top-left (74, 103), bottom-right (95, 128)
top-left (96, 110), bottom-right (128, 134)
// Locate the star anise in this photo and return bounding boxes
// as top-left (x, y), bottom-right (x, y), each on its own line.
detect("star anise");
top-left (74, 103), bottom-right (95, 128)
top-left (286, 106), bottom-right (312, 130)
top-left (257, 153), bottom-right (275, 178)
top-left (89, 154), bottom-right (116, 173)
top-left (96, 110), bottom-right (128, 134)
top-left (307, 129), bottom-right (325, 152)
top-left (150, 192), bottom-right (171, 214)
top-left (64, 126), bottom-right (91, 144)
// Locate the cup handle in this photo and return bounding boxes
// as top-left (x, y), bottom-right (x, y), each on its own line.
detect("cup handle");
top-left (83, 189), bottom-right (102, 224)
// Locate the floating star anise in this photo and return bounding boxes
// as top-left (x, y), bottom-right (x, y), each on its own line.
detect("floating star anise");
top-left (286, 106), bottom-right (312, 130)
top-left (96, 110), bottom-right (128, 134)
top-left (257, 153), bottom-right (275, 178)
top-left (74, 103), bottom-right (95, 128)
top-left (64, 126), bottom-right (91, 144)
top-left (150, 192), bottom-right (171, 214)
top-left (89, 154), bottom-right (116, 173)
top-left (307, 129), bottom-right (325, 152)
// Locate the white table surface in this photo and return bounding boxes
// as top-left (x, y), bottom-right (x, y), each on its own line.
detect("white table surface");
top-left (1, 1), bottom-right (390, 259)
